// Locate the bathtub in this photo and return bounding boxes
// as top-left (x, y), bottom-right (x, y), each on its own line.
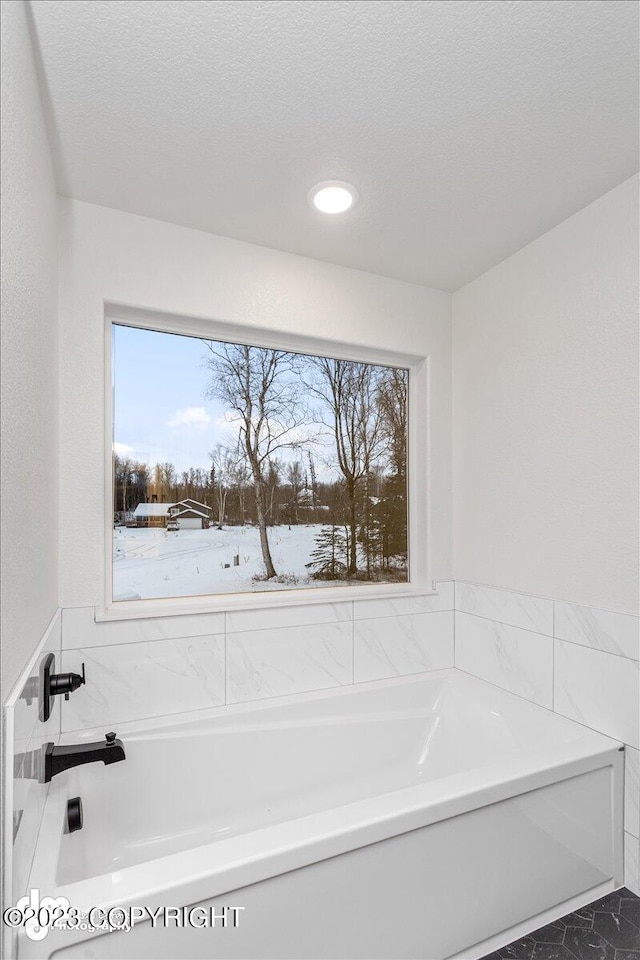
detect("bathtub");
top-left (19, 668), bottom-right (623, 960)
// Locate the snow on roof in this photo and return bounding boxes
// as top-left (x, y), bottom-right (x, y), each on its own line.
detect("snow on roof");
top-left (133, 503), bottom-right (171, 517)
top-left (176, 498), bottom-right (211, 512)
top-left (133, 500), bottom-right (212, 518)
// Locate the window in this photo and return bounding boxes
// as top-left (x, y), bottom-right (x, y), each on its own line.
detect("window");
top-left (111, 322), bottom-right (410, 603)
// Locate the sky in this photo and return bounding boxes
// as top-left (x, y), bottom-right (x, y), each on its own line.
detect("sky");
top-left (113, 325), bottom-right (227, 474)
top-left (112, 324), bottom-right (340, 480)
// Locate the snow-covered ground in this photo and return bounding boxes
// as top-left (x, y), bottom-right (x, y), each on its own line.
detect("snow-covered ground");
top-left (113, 523), bottom-right (343, 600)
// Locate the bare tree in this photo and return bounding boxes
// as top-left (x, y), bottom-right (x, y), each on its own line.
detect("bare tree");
top-left (287, 460), bottom-right (303, 524)
top-left (209, 444), bottom-right (237, 528)
top-left (203, 343), bottom-right (306, 579)
top-left (378, 368), bottom-right (408, 481)
top-left (229, 453), bottom-right (250, 525)
top-left (131, 461), bottom-right (150, 509)
top-left (265, 458), bottom-right (281, 525)
top-left (307, 451), bottom-right (319, 519)
top-left (114, 455), bottom-right (134, 515)
top-left (306, 359), bottom-right (386, 575)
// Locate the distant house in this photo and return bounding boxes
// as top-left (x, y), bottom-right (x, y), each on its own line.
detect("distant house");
top-left (168, 504), bottom-right (211, 529)
top-left (132, 503), bottom-right (172, 526)
top-left (296, 487), bottom-right (315, 508)
top-left (174, 498), bottom-right (212, 516)
top-left (131, 500), bottom-right (212, 529)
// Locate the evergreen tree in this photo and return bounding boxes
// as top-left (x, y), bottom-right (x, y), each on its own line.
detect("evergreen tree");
top-left (377, 474), bottom-right (408, 569)
top-left (306, 525), bottom-right (349, 580)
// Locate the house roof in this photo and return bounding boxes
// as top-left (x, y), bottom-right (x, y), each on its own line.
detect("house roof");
top-left (133, 503), bottom-right (171, 517)
top-left (133, 499), bottom-right (212, 518)
top-left (176, 498), bottom-right (211, 512)
top-left (174, 507), bottom-right (209, 520)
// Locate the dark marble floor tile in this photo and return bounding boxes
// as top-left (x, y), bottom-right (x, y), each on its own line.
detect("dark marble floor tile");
top-left (530, 945), bottom-right (576, 960)
top-left (478, 889), bottom-right (640, 960)
top-left (620, 900), bottom-right (640, 931)
top-left (563, 926), bottom-right (616, 960)
top-left (528, 922), bottom-right (566, 945)
top-left (593, 913), bottom-right (640, 951)
top-left (591, 894), bottom-right (623, 914)
top-left (558, 906), bottom-right (596, 930)
top-left (500, 937), bottom-right (536, 960)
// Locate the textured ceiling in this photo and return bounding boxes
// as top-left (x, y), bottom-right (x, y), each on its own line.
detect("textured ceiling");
top-left (29, 0), bottom-right (639, 291)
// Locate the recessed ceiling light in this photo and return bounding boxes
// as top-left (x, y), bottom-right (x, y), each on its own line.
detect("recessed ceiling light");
top-left (309, 181), bottom-right (358, 214)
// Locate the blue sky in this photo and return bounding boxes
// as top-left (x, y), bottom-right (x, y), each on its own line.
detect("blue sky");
top-left (113, 325), bottom-right (231, 474)
top-left (112, 325), bottom-right (338, 479)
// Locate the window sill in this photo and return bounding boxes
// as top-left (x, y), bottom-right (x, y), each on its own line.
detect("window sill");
top-left (96, 582), bottom-right (445, 622)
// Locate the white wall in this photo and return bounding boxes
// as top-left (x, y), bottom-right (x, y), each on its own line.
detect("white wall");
top-left (0, 0), bottom-right (59, 700)
top-left (58, 198), bottom-right (452, 608)
top-left (453, 176), bottom-right (639, 614)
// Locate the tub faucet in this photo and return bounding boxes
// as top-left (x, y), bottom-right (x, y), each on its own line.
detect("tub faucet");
top-left (43, 732), bottom-right (126, 783)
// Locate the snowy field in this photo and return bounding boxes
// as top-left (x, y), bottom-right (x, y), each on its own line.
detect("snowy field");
top-left (113, 523), bottom-right (346, 600)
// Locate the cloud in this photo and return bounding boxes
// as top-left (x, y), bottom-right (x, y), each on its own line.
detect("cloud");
top-left (214, 411), bottom-right (241, 434)
top-left (113, 442), bottom-right (134, 455)
top-left (166, 407), bottom-right (211, 429)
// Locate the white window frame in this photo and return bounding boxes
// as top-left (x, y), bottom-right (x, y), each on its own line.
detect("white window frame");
top-left (99, 303), bottom-right (433, 620)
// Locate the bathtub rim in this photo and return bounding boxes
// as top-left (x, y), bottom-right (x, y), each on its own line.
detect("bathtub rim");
top-left (18, 751), bottom-right (622, 960)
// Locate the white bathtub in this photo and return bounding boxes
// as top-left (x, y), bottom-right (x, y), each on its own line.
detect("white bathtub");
top-left (20, 668), bottom-right (623, 959)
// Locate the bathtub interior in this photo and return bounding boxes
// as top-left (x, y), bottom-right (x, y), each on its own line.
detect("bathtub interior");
top-left (47, 669), bottom-right (620, 887)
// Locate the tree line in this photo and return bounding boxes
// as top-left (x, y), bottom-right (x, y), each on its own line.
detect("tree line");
top-left (114, 345), bottom-right (408, 583)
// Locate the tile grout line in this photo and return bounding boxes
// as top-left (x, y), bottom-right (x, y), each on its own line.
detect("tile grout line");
top-left (351, 601), bottom-right (355, 684)
top-left (454, 579), bottom-right (640, 619)
top-left (552, 600), bottom-right (555, 712)
top-left (223, 611), bottom-right (227, 706)
top-left (453, 579), bottom-right (457, 668)
top-left (457, 608), bottom-right (555, 639)
top-left (457, 609), bottom-right (638, 661)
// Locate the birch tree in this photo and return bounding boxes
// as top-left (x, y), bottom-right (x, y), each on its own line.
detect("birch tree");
top-left (287, 460), bottom-right (303, 525)
top-left (265, 458), bottom-right (281, 525)
top-left (209, 444), bottom-right (236, 528)
top-left (203, 343), bottom-right (305, 579)
top-left (378, 368), bottom-right (408, 481)
top-left (306, 359), bottom-right (386, 575)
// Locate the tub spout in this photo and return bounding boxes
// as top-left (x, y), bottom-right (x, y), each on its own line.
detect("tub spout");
top-left (43, 732), bottom-right (126, 783)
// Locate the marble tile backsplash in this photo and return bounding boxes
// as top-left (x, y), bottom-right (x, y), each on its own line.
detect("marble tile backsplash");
top-left (61, 634), bottom-right (226, 730)
top-left (227, 621), bottom-right (353, 703)
top-left (226, 600), bottom-right (352, 635)
top-left (354, 610), bottom-right (454, 682)
top-left (58, 584), bottom-right (455, 731)
top-left (62, 605), bottom-right (225, 649)
top-left (454, 580), bottom-right (640, 895)
top-left (455, 612), bottom-right (553, 708)
top-left (625, 747), bottom-right (640, 840)
top-left (455, 581), bottom-right (553, 635)
top-left (554, 640), bottom-right (639, 748)
top-left (554, 601), bottom-right (640, 660)
top-left (353, 581), bottom-right (454, 620)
